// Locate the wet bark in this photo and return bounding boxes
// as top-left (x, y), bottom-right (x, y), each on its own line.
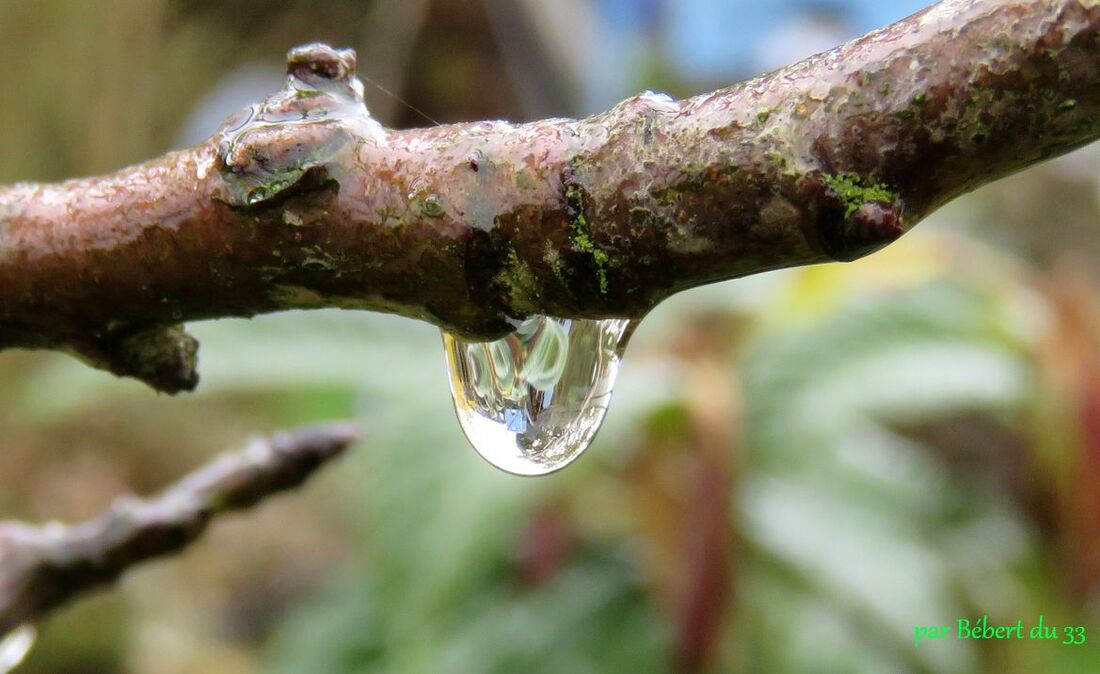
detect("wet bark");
top-left (1, 0), bottom-right (1098, 392)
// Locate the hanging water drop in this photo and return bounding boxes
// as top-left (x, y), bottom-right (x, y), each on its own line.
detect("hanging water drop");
top-left (0, 625), bottom-right (36, 674)
top-left (442, 315), bottom-right (635, 476)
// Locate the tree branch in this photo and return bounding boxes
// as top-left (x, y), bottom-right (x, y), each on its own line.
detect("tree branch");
top-left (0, 423), bottom-right (359, 638)
top-left (1, 0), bottom-right (1098, 392)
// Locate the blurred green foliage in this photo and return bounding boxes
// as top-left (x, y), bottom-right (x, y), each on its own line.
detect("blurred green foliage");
top-left (2, 2), bottom-right (1100, 674)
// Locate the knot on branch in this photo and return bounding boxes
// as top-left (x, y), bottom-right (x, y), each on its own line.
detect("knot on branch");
top-left (73, 325), bottom-right (200, 395)
top-left (108, 325), bottom-right (200, 394)
top-left (213, 43), bottom-right (384, 208)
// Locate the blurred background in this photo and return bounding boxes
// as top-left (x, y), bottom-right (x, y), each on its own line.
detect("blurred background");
top-left (1, 0), bottom-right (1100, 672)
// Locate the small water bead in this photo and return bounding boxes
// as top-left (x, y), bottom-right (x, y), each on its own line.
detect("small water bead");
top-left (442, 315), bottom-right (636, 476)
top-left (0, 625), bottom-right (36, 674)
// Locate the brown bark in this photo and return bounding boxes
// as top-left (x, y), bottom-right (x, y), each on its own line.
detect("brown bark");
top-left (1, 0), bottom-right (1098, 393)
top-left (0, 423), bottom-right (359, 637)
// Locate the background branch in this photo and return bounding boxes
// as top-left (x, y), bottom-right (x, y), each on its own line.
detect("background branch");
top-left (0, 423), bottom-right (359, 638)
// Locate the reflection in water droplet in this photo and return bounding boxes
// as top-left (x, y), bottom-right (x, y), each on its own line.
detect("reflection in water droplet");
top-left (442, 316), bottom-right (635, 476)
top-left (0, 625), bottom-right (36, 674)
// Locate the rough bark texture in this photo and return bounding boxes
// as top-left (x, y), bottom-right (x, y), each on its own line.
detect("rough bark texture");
top-left (0, 423), bottom-right (359, 638)
top-left (1, 0), bottom-right (1099, 393)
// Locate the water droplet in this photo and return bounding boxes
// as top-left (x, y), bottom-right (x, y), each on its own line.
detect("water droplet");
top-left (215, 57), bottom-right (385, 208)
top-left (639, 90), bottom-right (680, 114)
top-left (0, 625), bottom-right (37, 674)
top-left (442, 315), bottom-right (635, 475)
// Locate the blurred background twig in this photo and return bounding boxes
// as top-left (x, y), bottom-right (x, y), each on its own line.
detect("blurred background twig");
top-left (0, 423), bottom-right (358, 642)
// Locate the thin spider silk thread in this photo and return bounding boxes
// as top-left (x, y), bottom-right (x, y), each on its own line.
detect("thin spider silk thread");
top-left (359, 72), bottom-right (442, 127)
